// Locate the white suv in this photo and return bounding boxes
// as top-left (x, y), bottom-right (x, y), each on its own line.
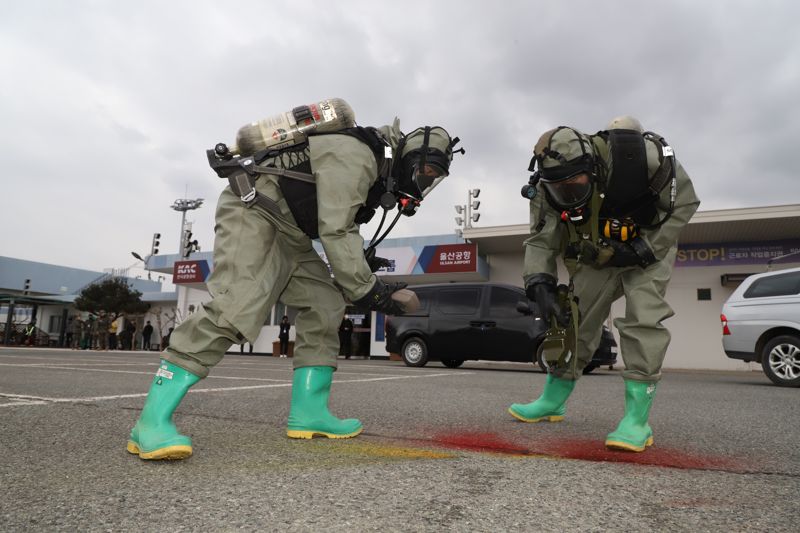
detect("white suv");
top-left (721, 266), bottom-right (800, 387)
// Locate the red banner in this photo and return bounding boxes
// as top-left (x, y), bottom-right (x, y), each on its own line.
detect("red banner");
top-left (420, 243), bottom-right (478, 273)
top-left (173, 260), bottom-right (210, 284)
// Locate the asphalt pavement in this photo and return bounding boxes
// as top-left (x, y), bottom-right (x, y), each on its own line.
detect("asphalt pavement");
top-left (0, 347), bottom-right (797, 532)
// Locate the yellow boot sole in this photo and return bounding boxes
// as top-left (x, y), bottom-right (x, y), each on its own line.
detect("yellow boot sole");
top-left (127, 440), bottom-right (193, 460)
top-left (507, 407), bottom-right (564, 423)
top-left (286, 427), bottom-right (363, 439)
top-left (605, 435), bottom-right (654, 452)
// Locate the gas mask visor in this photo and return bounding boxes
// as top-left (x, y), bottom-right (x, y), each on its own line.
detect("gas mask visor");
top-left (538, 156), bottom-right (594, 210)
top-left (410, 154), bottom-right (448, 199)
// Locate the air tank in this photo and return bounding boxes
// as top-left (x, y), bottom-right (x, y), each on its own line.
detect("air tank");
top-left (232, 98), bottom-right (356, 156)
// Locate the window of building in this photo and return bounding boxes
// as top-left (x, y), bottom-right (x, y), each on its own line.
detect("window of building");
top-left (697, 288), bottom-right (712, 301)
top-left (743, 272), bottom-right (800, 298)
top-left (48, 315), bottom-right (63, 333)
top-left (437, 288), bottom-right (481, 315)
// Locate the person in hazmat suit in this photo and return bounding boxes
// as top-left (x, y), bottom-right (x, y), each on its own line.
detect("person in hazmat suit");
top-left (127, 100), bottom-right (460, 460)
top-left (508, 116), bottom-right (700, 452)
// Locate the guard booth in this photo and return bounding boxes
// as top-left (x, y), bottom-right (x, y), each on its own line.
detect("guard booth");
top-left (1, 294), bottom-right (74, 347)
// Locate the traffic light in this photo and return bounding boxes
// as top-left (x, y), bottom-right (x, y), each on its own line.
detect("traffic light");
top-left (182, 230), bottom-right (199, 258)
top-left (23, 279), bottom-right (30, 295)
top-left (151, 233), bottom-right (161, 255)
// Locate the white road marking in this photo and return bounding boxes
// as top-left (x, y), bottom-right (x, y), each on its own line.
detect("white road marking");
top-left (0, 399), bottom-right (49, 407)
top-left (0, 363), bottom-right (287, 381)
top-left (0, 362), bottom-right (153, 367)
top-left (1, 354), bottom-right (439, 374)
top-left (0, 355), bottom-right (148, 363)
top-left (0, 362), bottom-right (453, 379)
top-left (0, 372), bottom-right (473, 406)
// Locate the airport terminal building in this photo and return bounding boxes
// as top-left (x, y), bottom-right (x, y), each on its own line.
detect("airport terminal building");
top-left (143, 204), bottom-right (800, 372)
top-left (3, 204), bottom-right (798, 372)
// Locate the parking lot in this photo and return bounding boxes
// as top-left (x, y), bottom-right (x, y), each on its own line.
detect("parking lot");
top-left (1, 347), bottom-right (797, 532)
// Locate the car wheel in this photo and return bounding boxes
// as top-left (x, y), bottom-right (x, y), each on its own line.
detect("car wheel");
top-left (401, 337), bottom-right (429, 367)
top-left (761, 335), bottom-right (800, 387)
top-left (582, 363), bottom-right (599, 375)
top-left (441, 358), bottom-right (464, 368)
top-left (535, 343), bottom-right (547, 372)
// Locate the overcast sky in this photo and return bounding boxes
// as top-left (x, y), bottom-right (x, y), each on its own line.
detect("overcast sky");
top-left (2, 0), bottom-right (799, 274)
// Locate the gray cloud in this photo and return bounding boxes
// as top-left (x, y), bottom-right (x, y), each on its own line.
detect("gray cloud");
top-left (1, 0), bottom-right (798, 271)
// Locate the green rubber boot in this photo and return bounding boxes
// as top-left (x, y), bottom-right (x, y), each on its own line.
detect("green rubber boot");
top-left (605, 380), bottom-right (657, 452)
top-left (508, 374), bottom-right (576, 423)
top-left (127, 360), bottom-right (200, 460)
top-left (286, 366), bottom-right (363, 439)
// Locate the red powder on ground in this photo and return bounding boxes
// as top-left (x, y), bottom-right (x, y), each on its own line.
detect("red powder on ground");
top-left (532, 437), bottom-right (741, 470)
top-left (432, 432), bottom-right (530, 455)
top-left (429, 431), bottom-right (749, 472)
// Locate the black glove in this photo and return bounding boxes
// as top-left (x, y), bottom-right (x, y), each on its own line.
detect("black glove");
top-left (353, 278), bottom-right (409, 315)
top-left (525, 273), bottom-right (558, 323)
top-left (364, 247), bottom-right (392, 273)
top-left (608, 237), bottom-right (657, 268)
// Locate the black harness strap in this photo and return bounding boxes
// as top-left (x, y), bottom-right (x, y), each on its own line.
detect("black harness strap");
top-left (226, 171), bottom-right (283, 217)
top-left (253, 165), bottom-right (316, 183)
top-left (644, 131), bottom-right (674, 195)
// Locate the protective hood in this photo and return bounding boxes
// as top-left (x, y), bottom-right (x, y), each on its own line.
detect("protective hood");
top-left (377, 117), bottom-right (404, 154)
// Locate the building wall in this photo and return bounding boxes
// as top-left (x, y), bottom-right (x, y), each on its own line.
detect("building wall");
top-left (485, 252), bottom-right (527, 286)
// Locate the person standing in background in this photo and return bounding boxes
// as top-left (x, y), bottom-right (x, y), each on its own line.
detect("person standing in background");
top-left (81, 316), bottom-right (93, 350)
top-left (70, 315), bottom-right (83, 350)
top-left (338, 315), bottom-right (354, 359)
top-left (278, 315), bottom-right (291, 358)
top-left (96, 311), bottom-right (109, 351)
top-left (126, 320), bottom-right (137, 350)
top-left (142, 321), bottom-right (154, 351)
top-left (109, 315), bottom-right (119, 350)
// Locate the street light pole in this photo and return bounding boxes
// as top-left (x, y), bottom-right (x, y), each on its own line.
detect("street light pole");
top-left (170, 198), bottom-right (204, 254)
top-left (130, 251), bottom-right (151, 280)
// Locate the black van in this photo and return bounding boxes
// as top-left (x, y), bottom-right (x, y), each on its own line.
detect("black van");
top-left (384, 282), bottom-right (617, 372)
